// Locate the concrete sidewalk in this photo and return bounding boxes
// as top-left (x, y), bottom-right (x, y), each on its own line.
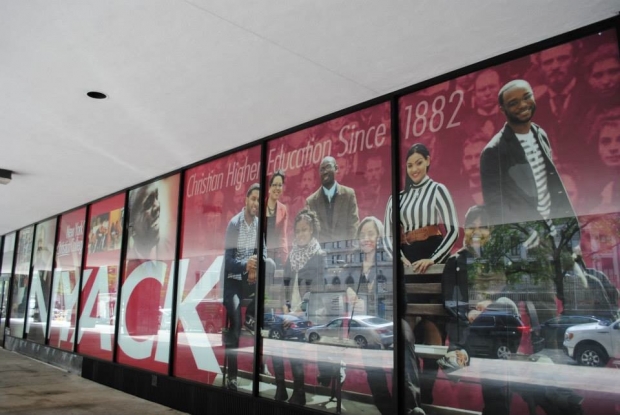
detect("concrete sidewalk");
top-left (0, 348), bottom-right (187, 415)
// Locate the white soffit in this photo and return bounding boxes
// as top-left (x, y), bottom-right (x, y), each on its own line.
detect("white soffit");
top-left (0, 0), bottom-right (618, 234)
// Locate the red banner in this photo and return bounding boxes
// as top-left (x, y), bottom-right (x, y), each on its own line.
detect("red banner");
top-left (174, 146), bottom-right (262, 385)
top-left (48, 208), bottom-right (85, 351)
top-left (77, 193), bottom-right (125, 361)
top-left (116, 175), bottom-right (180, 374)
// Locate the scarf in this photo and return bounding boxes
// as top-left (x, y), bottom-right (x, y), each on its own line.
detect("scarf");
top-left (289, 238), bottom-right (321, 311)
top-left (289, 238), bottom-right (321, 272)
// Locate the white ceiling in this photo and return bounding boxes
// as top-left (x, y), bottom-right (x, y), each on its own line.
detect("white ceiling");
top-left (0, 0), bottom-right (618, 235)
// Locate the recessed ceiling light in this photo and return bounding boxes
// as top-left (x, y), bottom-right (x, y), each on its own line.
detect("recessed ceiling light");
top-left (87, 91), bottom-right (107, 99)
top-left (0, 168), bottom-right (13, 185)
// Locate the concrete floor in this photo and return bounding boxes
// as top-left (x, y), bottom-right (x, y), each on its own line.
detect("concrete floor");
top-left (0, 348), bottom-right (187, 415)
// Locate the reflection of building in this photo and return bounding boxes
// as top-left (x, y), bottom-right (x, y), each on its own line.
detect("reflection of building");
top-left (325, 243), bottom-right (394, 321)
top-left (582, 215), bottom-right (620, 294)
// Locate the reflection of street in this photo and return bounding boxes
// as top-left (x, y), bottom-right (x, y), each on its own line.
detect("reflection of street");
top-left (173, 333), bottom-right (582, 372)
top-left (177, 332), bottom-right (393, 374)
top-left (175, 331), bottom-right (224, 348)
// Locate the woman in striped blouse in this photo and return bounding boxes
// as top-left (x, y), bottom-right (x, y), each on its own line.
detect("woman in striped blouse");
top-left (384, 143), bottom-right (459, 271)
top-left (383, 142), bottom-right (459, 407)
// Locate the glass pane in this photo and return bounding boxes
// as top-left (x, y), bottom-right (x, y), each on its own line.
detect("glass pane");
top-left (27, 218), bottom-right (57, 344)
top-left (48, 208), bottom-right (86, 351)
top-left (174, 146), bottom-right (262, 392)
top-left (9, 226), bottom-right (34, 338)
top-left (260, 102), bottom-right (395, 414)
top-left (398, 28), bottom-right (620, 415)
top-left (1, 232), bottom-right (16, 343)
top-left (77, 193), bottom-right (125, 361)
top-left (117, 175), bottom-right (180, 374)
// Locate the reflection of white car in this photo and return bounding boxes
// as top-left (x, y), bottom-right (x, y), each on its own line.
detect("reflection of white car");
top-left (305, 315), bottom-right (393, 349)
top-left (563, 318), bottom-right (620, 367)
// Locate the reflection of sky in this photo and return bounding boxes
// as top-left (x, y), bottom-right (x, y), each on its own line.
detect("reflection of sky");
top-left (1, 233), bottom-right (16, 274)
top-left (15, 226), bottom-right (34, 274)
top-left (33, 218), bottom-right (56, 274)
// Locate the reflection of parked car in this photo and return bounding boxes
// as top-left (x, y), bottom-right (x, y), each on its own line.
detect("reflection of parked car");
top-left (542, 315), bottom-right (610, 349)
top-left (263, 313), bottom-right (311, 340)
top-left (305, 315), bottom-right (393, 349)
top-left (467, 311), bottom-right (543, 359)
top-left (564, 317), bottom-right (620, 367)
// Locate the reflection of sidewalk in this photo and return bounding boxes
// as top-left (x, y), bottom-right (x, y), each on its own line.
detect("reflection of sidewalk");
top-left (213, 367), bottom-right (382, 415)
top-left (449, 355), bottom-right (619, 394)
top-left (219, 337), bottom-right (391, 413)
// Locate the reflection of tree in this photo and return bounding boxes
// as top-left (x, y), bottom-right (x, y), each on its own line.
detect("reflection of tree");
top-left (480, 217), bottom-right (580, 310)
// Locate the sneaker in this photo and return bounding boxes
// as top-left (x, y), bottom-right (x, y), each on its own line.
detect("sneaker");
top-left (227, 378), bottom-right (238, 391)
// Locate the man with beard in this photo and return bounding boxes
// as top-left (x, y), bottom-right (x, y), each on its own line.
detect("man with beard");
top-left (480, 80), bottom-right (583, 344)
top-left (126, 181), bottom-right (178, 338)
top-left (480, 79), bottom-right (576, 232)
top-left (306, 156), bottom-right (359, 246)
top-left (222, 183), bottom-right (274, 391)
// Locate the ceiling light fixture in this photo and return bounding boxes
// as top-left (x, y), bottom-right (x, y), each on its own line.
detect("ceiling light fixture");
top-left (87, 91), bottom-right (107, 99)
top-left (0, 169), bottom-right (13, 185)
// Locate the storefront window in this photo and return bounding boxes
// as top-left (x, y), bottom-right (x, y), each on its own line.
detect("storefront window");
top-left (174, 146), bottom-right (262, 391)
top-left (26, 218), bottom-right (57, 344)
top-left (77, 194), bottom-right (125, 361)
top-left (48, 208), bottom-right (86, 351)
top-left (260, 103), bottom-right (395, 414)
top-left (9, 226), bottom-right (34, 339)
top-left (1, 233), bottom-right (16, 343)
top-left (116, 175), bottom-right (179, 374)
top-left (397, 29), bottom-right (620, 415)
